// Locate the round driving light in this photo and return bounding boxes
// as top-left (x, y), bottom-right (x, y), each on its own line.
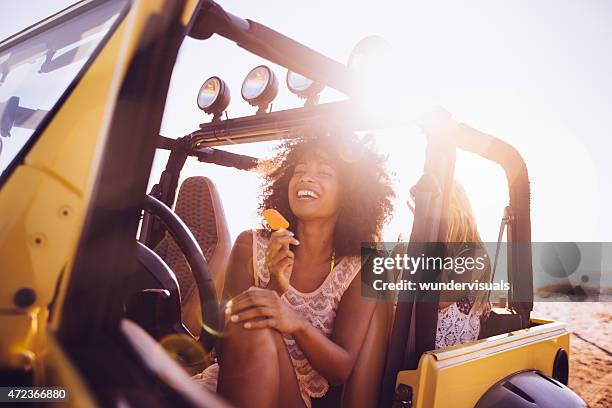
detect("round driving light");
top-left (241, 65), bottom-right (278, 113)
top-left (347, 35), bottom-right (392, 73)
top-left (286, 70), bottom-right (324, 104)
top-left (287, 70), bottom-right (313, 93)
top-left (197, 76), bottom-right (230, 121)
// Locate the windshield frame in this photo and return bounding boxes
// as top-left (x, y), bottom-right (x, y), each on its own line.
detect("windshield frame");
top-left (0, 0), bottom-right (131, 187)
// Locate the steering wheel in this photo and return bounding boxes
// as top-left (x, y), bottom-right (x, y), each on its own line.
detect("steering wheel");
top-left (141, 194), bottom-right (221, 350)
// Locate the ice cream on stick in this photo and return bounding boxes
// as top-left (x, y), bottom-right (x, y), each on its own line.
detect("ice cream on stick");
top-left (263, 209), bottom-right (289, 230)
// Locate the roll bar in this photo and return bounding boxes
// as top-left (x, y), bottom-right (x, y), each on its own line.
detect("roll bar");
top-left (158, 135), bottom-right (258, 170)
top-left (455, 123), bottom-right (533, 319)
top-left (380, 116), bottom-right (533, 406)
top-left (189, 0), bottom-right (355, 95)
top-left (141, 135), bottom-right (258, 248)
top-left (188, 100), bottom-right (391, 147)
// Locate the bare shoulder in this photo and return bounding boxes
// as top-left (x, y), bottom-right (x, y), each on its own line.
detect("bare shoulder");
top-left (230, 229), bottom-right (257, 269)
top-left (234, 229), bottom-right (254, 251)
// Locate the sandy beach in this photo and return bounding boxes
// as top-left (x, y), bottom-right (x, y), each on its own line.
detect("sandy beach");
top-left (532, 303), bottom-right (612, 407)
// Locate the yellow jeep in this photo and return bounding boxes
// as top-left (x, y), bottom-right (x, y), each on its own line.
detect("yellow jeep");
top-left (0, 0), bottom-right (588, 407)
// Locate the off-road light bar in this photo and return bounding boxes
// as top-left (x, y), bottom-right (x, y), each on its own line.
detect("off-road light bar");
top-left (241, 65), bottom-right (278, 114)
top-left (286, 70), bottom-right (323, 105)
top-left (197, 76), bottom-right (230, 121)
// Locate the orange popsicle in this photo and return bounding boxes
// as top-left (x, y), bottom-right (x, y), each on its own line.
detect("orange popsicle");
top-left (263, 209), bottom-right (289, 230)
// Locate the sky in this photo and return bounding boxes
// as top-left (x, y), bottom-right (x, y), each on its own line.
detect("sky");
top-left (1, 0), bottom-right (611, 245)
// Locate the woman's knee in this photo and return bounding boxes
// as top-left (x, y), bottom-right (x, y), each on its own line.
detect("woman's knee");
top-left (220, 322), bottom-right (278, 359)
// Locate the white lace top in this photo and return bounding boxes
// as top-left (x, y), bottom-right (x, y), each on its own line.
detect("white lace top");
top-left (193, 230), bottom-right (361, 408)
top-left (435, 296), bottom-right (483, 348)
top-left (253, 230), bottom-right (361, 406)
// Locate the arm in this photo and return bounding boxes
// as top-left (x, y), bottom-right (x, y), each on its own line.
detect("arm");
top-left (222, 230), bottom-right (255, 307)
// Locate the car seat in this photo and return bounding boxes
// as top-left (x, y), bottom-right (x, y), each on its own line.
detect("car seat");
top-left (154, 176), bottom-right (231, 336)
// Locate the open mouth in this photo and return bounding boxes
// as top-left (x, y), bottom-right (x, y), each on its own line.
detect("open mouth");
top-left (296, 189), bottom-right (320, 200)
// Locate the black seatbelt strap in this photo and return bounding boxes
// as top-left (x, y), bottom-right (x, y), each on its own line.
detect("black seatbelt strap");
top-left (487, 206), bottom-right (511, 304)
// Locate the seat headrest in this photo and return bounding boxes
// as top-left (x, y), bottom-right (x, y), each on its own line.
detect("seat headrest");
top-left (174, 176), bottom-right (221, 259)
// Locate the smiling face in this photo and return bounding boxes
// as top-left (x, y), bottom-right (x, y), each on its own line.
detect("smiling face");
top-left (288, 152), bottom-right (342, 221)
top-left (260, 135), bottom-right (394, 257)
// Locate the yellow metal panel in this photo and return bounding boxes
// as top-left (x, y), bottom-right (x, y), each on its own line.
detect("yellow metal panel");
top-left (181, 0), bottom-right (201, 25)
top-left (0, 166), bottom-right (81, 310)
top-left (396, 324), bottom-right (571, 407)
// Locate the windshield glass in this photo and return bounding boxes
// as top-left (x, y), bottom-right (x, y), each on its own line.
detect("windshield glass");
top-left (0, 0), bottom-right (128, 180)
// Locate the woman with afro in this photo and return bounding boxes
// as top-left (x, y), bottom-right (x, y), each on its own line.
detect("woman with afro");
top-left (194, 132), bottom-right (395, 407)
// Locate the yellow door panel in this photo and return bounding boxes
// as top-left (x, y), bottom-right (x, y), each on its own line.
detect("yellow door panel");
top-left (397, 322), bottom-right (571, 407)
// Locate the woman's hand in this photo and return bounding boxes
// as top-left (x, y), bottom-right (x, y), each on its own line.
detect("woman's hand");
top-left (226, 287), bottom-right (305, 334)
top-left (265, 229), bottom-right (299, 294)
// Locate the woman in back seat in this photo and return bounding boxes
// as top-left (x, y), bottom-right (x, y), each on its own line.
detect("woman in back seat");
top-left (194, 133), bottom-right (395, 408)
top-left (435, 181), bottom-right (492, 348)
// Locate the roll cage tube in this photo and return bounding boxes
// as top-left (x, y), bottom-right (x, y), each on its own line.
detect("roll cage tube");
top-left (189, 0), bottom-right (355, 96)
top-left (380, 114), bottom-right (534, 406)
top-left (158, 135), bottom-right (259, 171)
top-left (455, 122), bottom-right (533, 322)
top-left (140, 138), bottom-right (188, 249)
top-left (189, 100), bottom-right (391, 148)
top-left (380, 110), bottom-right (457, 407)
top-left (140, 135), bottom-right (258, 248)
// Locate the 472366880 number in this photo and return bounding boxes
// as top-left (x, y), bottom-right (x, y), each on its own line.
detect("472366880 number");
top-left (1, 387), bottom-right (69, 402)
